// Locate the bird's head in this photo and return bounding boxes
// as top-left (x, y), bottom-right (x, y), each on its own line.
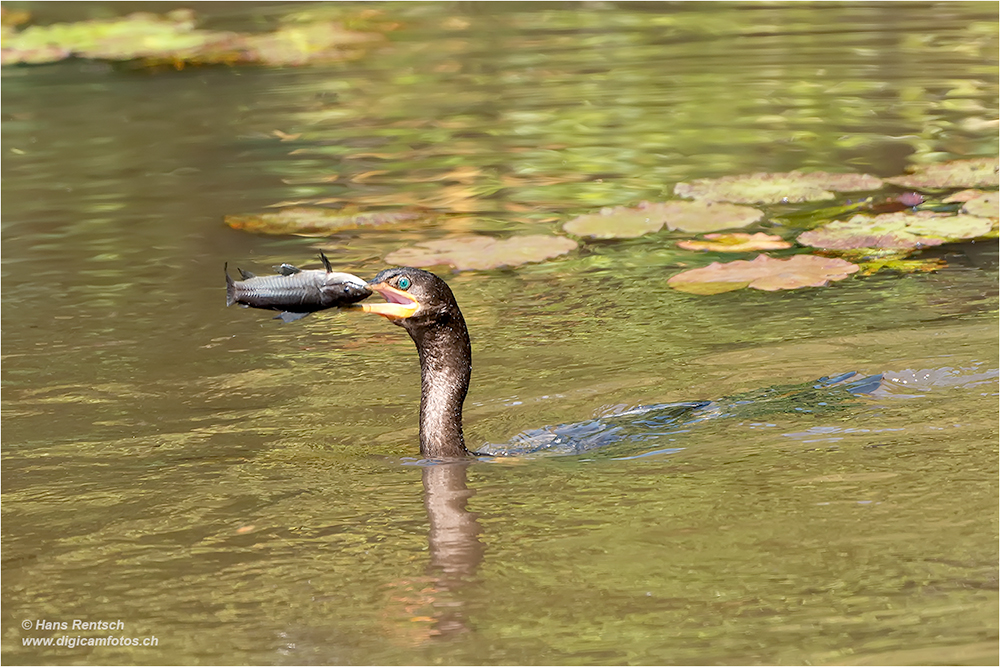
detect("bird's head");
top-left (356, 267), bottom-right (460, 330)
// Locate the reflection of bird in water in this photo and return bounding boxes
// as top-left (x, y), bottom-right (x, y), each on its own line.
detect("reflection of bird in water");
top-left (376, 462), bottom-right (482, 644)
top-left (352, 267), bottom-right (883, 459)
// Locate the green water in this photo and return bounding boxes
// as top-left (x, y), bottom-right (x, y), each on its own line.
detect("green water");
top-left (2, 2), bottom-right (997, 664)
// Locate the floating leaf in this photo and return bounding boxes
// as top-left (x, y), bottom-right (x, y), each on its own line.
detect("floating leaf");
top-left (674, 171), bottom-right (883, 204)
top-left (1, 10), bottom-right (383, 67)
top-left (563, 201), bottom-right (763, 239)
top-left (885, 157), bottom-right (999, 189)
top-left (0, 40), bottom-right (69, 65)
top-left (663, 202), bottom-right (764, 232)
top-left (225, 207), bottom-right (425, 236)
top-left (562, 205), bottom-right (665, 239)
top-left (961, 192), bottom-right (998, 219)
top-left (667, 254), bottom-right (859, 294)
top-left (237, 22), bottom-right (382, 66)
top-left (384, 234), bottom-right (577, 271)
top-left (3, 10), bottom-right (228, 65)
top-left (797, 211), bottom-right (995, 251)
top-left (943, 189), bottom-right (988, 203)
top-left (676, 233), bottom-right (792, 252)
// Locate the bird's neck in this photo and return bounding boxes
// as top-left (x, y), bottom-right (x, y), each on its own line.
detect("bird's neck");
top-left (408, 312), bottom-right (472, 458)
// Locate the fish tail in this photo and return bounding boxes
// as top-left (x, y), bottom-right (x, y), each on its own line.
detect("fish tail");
top-left (225, 263), bottom-right (236, 307)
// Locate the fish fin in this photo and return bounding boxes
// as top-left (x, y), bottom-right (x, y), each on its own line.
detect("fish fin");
top-left (225, 263), bottom-right (236, 307)
top-left (275, 311), bottom-right (310, 323)
top-left (238, 268), bottom-right (256, 280)
top-left (320, 251), bottom-right (333, 272)
top-left (275, 263), bottom-right (301, 276)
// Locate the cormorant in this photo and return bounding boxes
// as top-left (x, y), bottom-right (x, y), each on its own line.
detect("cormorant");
top-left (353, 267), bottom-right (474, 459)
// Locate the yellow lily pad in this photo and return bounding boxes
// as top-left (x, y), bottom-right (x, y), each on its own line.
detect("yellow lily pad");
top-left (225, 207), bottom-right (425, 236)
top-left (961, 192), bottom-right (998, 220)
top-left (796, 211), bottom-right (995, 251)
top-left (563, 201), bottom-right (763, 239)
top-left (885, 157), bottom-right (999, 189)
top-left (674, 171), bottom-right (883, 204)
top-left (384, 234), bottom-right (577, 271)
top-left (667, 254), bottom-right (859, 295)
top-left (676, 233), bottom-right (791, 253)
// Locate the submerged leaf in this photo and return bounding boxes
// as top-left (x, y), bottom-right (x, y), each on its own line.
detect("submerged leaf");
top-left (856, 257), bottom-right (947, 276)
top-left (676, 233), bottom-right (791, 252)
top-left (885, 157), bottom-right (999, 189)
top-left (563, 200), bottom-right (763, 239)
top-left (225, 207), bottom-right (425, 236)
top-left (674, 171), bottom-right (883, 204)
top-left (385, 234), bottom-right (578, 271)
top-left (797, 211), bottom-right (995, 250)
top-left (667, 254), bottom-right (859, 294)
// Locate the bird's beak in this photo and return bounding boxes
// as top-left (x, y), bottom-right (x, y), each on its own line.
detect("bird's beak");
top-left (353, 281), bottom-right (420, 320)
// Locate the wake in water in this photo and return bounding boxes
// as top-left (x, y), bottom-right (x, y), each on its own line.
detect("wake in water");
top-left (474, 367), bottom-right (996, 459)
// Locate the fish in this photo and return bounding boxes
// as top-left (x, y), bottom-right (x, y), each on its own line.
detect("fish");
top-left (225, 252), bottom-right (372, 322)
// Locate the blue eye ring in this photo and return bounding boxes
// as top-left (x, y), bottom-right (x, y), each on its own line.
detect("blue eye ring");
top-left (397, 277), bottom-right (412, 290)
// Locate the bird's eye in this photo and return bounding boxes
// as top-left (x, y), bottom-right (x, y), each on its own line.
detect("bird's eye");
top-left (397, 277), bottom-right (412, 290)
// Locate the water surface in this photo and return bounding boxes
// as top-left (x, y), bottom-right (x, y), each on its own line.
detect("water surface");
top-left (2, 2), bottom-right (998, 664)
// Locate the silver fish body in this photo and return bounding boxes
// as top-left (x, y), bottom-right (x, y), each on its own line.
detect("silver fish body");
top-left (226, 256), bottom-right (371, 322)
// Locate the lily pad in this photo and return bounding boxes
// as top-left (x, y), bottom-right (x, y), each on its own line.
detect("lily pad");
top-left (562, 204), bottom-right (666, 239)
top-left (674, 171), bottom-right (883, 204)
top-left (885, 158), bottom-right (999, 189)
top-left (667, 254), bottom-right (859, 295)
top-left (1, 10), bottom-right (382, 66)
top-left (235, 22), bottom-right (382, 66)
top-left (676, 233), bottom-right (792, 253)
top-left (797, 211), bottom-right (995, 251)
top-left (384, 234), bottom-right (578, 271)
top-left (961, 192), bottom-right (998, 219)
top-left (3, 10), bottom-right (228, 65)
top-left (225, 207), bottom-right (424, 236)
top-left (563, 201), bottom-right (763, 239)
top-left (944, 189), bottom-right (988, 203)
